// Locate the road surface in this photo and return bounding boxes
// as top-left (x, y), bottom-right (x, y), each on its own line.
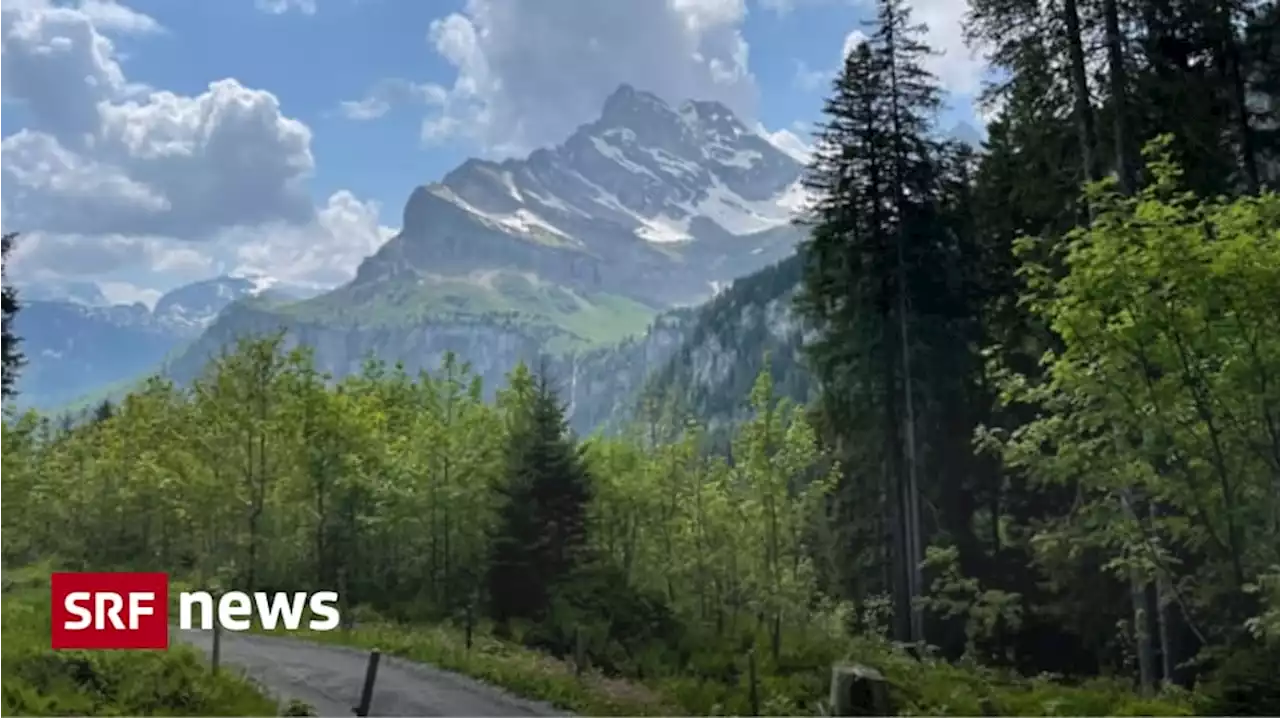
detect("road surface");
top-left (173, 628), bottom-right (570, 717)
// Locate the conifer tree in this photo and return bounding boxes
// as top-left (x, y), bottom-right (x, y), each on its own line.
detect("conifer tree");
top-left (488, 363), bottom-right (594, 628)
top-left (797, 0), bottom-right (957, 645)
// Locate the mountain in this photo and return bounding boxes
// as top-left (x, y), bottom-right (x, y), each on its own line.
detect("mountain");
top-left (9, 273), bottom-right (310, 410)
top-left (555, 252), bottom-right (810, 436)
top-left (151, 273), bottom-right (321, 333)
top-left (165, 84), bottom-right (810, 405)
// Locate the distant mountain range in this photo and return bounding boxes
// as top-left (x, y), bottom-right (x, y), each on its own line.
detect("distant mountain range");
top-left (9, 274), bottom-right (319, 410)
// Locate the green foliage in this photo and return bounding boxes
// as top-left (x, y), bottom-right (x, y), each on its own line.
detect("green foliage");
top-left (1194, 641), bottom-right (1280, 716)
top-left (986, 137), bottom-right (1280, 648)
top-left (1, 568), bottom-right (279, 717)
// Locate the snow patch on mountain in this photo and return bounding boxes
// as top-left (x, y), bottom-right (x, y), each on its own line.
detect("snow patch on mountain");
top-left (411, 84), bottom-right (803, 251)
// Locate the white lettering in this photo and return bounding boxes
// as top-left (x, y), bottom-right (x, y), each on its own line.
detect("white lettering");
top-left (219, 591), bottom-right (253, 631)
top-left (254, 592), bottom-right (307, 631)
top-left (172, 590), bottom-right (343, 632)
top-left (97, 592), bottom-right (125, 630)
top-left (64, 591), bottom-right (93, 630)
top-left (128, 592), bottom-right (154, 630)
top-left (307, 592), bottom-right (341, 631)
top-left (179, 591), bottom-right (215, 630)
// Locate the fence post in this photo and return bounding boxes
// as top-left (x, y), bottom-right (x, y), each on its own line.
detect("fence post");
top-left (747, 648), bottom-right (760, 716)
top-left (211, 619), bottom-right (221, 674)
top-left (352, 649), bottom-right (381, 717)
top-left (574, 627), bottom-right (586, 677)
top-left (465, 601), bottom-right (474, 652)
top-left (210, 590), bottom-right (222, 675)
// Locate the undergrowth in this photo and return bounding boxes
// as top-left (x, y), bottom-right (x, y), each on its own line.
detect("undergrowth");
top-left (1, 567), bottom-right (282, 717)
top-left (262, 607), bottom-right (1195, 717)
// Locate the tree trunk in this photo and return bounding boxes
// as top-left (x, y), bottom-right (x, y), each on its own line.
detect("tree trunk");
top-left (1063, 0), bottom-right (1100, 186)
top-left (1103, 0), bottom-right (1136, 194)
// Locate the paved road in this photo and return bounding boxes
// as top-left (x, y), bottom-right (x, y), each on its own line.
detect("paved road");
top-left (173, 628), bottom-right (569, 717)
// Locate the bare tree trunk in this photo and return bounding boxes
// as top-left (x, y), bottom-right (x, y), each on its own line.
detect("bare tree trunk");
top-left (883, 0), bottom-right (925, 647)
top-left (1103, 0), bottom-right (1136, 194)
top-left (1220, 0), bottom-right (1261, 192)
top-left (1064, 0), bottom-right (1100, 186)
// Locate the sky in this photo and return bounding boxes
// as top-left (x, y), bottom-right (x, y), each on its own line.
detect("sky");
top-left (0, 0), bottom-right (990, 308)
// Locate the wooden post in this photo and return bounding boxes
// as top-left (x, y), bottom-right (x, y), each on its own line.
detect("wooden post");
top-left (829, 664), bottom-right (891, 717)
top-left (210, 590), bottom-right (222, 674)
top-left (747, 649), bottom-right (760, 717)
top-left (211, 619), bottom-right (222, 674)
top-left (574, 627), bottom-right (586, 677)
top-left (464, 602), bottom-right (474, 652)
top-left (352, 649), bottom-right (381, 717)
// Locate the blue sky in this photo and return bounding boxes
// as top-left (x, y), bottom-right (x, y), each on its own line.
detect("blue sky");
top-left (1, 0), bottom-right (987, 306)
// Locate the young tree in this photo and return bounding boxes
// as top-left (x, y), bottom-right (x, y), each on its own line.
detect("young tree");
top-left (488, 363), bottom-right (594, 628)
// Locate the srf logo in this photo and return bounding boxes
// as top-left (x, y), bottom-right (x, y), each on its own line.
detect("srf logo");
top-left (51, 572), bottom-right (170, 650)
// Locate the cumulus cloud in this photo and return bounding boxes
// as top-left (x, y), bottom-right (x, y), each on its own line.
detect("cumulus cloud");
top-left (228, 191), bottom-right (397, 288)
top-left (6, 192), bottom-right (396, 292)
top-left (904, 0), bottom-right (985, 96)
top-left (1, 0), bottom-right (392, 294)
top-left (789, 2), bottom-right (987, 100)
top-left (77, 0), bottom-right (163, 34)
top-left (5, 231), bottom-right (213, 282)
top-left (396, 0), bottom-right (759, 155)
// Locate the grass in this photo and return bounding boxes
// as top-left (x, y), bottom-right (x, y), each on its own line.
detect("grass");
top-left (1, 567), bottom-right (285, 717)
top-left (256, 614), bottom-right (1195, 717)
top-left (251, 620), bottom-right (678, 715)
top-left (279, 271), bottom-right (658, 352)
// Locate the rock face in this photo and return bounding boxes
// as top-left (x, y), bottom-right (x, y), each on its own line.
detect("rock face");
top-left (356, 83), bottom-right (806, 306)
top-left (162, 84), bottom-right (812, 428)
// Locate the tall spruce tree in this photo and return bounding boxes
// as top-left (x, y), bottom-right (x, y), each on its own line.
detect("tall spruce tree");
top-left (797, 0), bottom-right (965, 647)
top-left (488, 363), bottom-right (593, 629)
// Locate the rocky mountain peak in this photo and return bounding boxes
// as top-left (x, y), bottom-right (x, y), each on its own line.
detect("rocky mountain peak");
top-left (366, 83), bottom-right (808, 306)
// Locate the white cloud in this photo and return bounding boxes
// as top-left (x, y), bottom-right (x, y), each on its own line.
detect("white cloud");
top-left (1, 0), bottom-right (389, 296)
top-left (98, 281), bottom-right (162, 308)
top-left (338, 78), bottom-right (446, 120)
top-left (77, 0), bottom-right (163, 34)
top-left (789, 3), bottom-right (988, 100)
top-left (255, 0), bottom-right (317, 16)
top-left (902, 0), bottom-right (985, 97)
top-left (388, 0), bottom-right (759, 155)
top-left (228, 191), bottom-right (396, 288)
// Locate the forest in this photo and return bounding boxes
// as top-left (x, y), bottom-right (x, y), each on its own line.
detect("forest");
top-left (2, 0), bottom-right (1280, 715)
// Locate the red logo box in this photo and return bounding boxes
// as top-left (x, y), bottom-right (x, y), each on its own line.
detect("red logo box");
top-left (50, 572), bottom-right (170, 650)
